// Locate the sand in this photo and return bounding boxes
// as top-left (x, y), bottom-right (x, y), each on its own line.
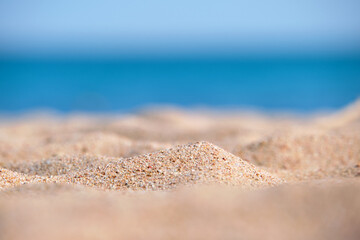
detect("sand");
top-left (0, 99), bottom-right (360, 239)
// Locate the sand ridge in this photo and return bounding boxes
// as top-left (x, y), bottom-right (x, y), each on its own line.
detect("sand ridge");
top-left (63, 141), bottom-right (283, 190)
top-left (1, 142), bottom-right (283, 191)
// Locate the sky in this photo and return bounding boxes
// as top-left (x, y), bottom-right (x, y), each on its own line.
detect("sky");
top-left (0, 1), bottom-right (359, 112)
top-left (0, 0), bottom-right (360, 56)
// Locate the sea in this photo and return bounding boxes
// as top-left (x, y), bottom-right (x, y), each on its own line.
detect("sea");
top-left (1, 54), bottom-right (360, 113)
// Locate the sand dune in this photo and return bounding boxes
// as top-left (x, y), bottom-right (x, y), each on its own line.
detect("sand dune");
top-left (3, 142), bottom-right (283, 190)
top-left (63, 142), bottom-right (283, 190)
top-left (236, 119), bottom-right (360, 181)
top-left (240, 129), bottom-right (359, 169)
top-left (1, 100), bottom-right (360, 239)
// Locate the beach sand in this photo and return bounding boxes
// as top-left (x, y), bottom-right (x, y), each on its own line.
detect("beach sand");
top-left (1, 100), bottom-right (360, 239)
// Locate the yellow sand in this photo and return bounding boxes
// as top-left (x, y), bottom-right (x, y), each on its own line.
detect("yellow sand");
top-left (0, 99), bottom-right (360, 239)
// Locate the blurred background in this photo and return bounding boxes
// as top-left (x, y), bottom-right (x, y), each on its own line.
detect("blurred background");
top-left (0, 0), bottom-right (359, 113)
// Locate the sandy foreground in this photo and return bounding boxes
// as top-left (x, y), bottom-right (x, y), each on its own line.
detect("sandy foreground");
top-left (0, 100), bottom-right (360, 240)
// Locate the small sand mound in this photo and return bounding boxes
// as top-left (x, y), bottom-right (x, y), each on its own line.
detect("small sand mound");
top-left (4, 155), bottom-right (112, 176)
top-left (0, 168), bottom-right (50, 190)
top-left (62, 141), bottom-right (283, 190)
top-left (240, 130), bottom-right (360, 171)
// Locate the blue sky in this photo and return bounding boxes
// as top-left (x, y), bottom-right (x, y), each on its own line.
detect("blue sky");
top-left (0, 0), bottom-right (360, 55)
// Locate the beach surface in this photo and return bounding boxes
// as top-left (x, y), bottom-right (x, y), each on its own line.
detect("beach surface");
top-left (1, 100), bottom-right (360, 240)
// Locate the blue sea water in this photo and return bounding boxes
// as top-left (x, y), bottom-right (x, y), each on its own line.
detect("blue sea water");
top-left (0, 55), bottom-right (360, 112)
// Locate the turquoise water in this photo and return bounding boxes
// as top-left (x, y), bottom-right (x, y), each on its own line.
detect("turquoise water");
top-left (1, 55), bottom-right (360, 112)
